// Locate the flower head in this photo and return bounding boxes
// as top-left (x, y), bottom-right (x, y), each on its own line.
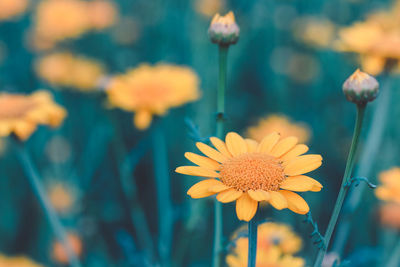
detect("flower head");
top-left (343, 69), bottom-right (379, 104)
top-left (246, 114), bottom-right (311, 144)
top-left (209, 11), bottom-right (239, 46)
top-left (0, 91), bottom-right (67, 140)
top-left (36, 52), bottom-right (105, 91)
top-left (0, 255), bottom-right (44, 267)
top-left (176, 132), bottom-right (323, 221)
top-left (226, 223), bottom-right (304, 267)
top-left (0, 0), bottom-right (29, 21)
top-left (232, 222), bottom-right (302, 254)
top-left (375, 167), bottom-right (400, 204)
top-left (52, 232), bottom-right (83, 264)
top-left (106, 64), bottom-right (200, 130)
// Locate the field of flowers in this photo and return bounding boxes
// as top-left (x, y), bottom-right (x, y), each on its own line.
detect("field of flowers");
top-left (0, 0), bottom-right (400, 266)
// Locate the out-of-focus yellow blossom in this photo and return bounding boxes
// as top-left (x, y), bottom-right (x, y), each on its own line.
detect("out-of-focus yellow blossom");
top-left (232, 222), bottom-right (302, 254)
top-left (0, 0), bottom-right (29, 21)
top-left (0, 254), bottom-right (44, 267)
top-left (247, 114), bottom-right (311, 144)
top-left (194, 0), bottom-right (225, 17)
top-left (32, 0), bottom-right (118, 48)
top-left (376, 168), bottom-right (400, 204)
top-left (106, 64), bottom-right (200, 130)
top-left (0, 91), bottom-right (67, 141)
top-left (36, 52), bottom-right (105, 91)
top-left (47, 182), bottom-right (76, 214)
top-left (88, 0), bottom-right (118, 30)
top-left (334, 2), bottom-right (400, 75)
top-left (226, 223), bottom-right (304, 267)
top-left (293, 17), bottom-right (336, 48)
top-left (34, 0), bottom-right (90, 42)
top-left (380, 203), bottom-right (400, 229)
top-left (52, 233), bottom-right (83, 264)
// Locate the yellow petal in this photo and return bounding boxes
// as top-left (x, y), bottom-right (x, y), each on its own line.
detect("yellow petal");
top-left (13, 121), bottom-right (37, 141)
top-left (280, 176), bottom-right (323, 192)
top-left (280, 190), bottom-right (310, 214)
top-left (248, 189), bottom-right (270, 201)
top-left (187, 179), bottom-right (220, 198)
top-left (184, 152), bottom-right (220, 170)
top-left (245, 139), bottom-right (258, 152)
top-left (257, 132), bottom-right (280, 153)
top-left (196, 142), bottom-right (228, 163)
top-left (209, 183), bottom-right (231, 193)
top-left (175, 166), bottom-right (220, 178)
top-left (281, 144), bottom-right (309, 162)
top-left (284, 155), bottom-right (322, 176)
top-left (209, 137), bottom-right (232, 158)
top-left (269, 191), bottom-right (288, 210)
top-left (225, 132), bottom-right (248, 156)
top-left (270, 136), bottom-right (298, 157)
top-left (216, 188), bottom-right (243, 203)
top-left (134, 110), bottom-right (152, 130)
top-left (236, 193), bottom-right (258, 221)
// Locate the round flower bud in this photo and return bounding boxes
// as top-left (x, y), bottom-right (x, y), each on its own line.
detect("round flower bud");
top-left (343, 69), bottom-right (379, 104)
top-left (208, 11), bottom-right (240, 46)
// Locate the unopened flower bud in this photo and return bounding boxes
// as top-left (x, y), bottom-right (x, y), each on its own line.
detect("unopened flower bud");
top-left (343, 69), bottom-right (379, 104)
top-left (208, 11), bottom-right (240, 46)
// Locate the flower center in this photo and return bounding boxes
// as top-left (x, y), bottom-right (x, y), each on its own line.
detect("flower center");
top-left (219, 152), bottom-right (286, 192)
top-left (0, 95), bottom-right (36, 119)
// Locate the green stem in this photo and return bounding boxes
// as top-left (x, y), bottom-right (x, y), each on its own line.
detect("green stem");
top-left (212, 44), bottom-right (228, 267)
top-left (153, 126), bottom-right (173, 267)
top-left (313, 104), bottom-right (366, 267)
top-left (15, 142), bottom-right (81, 267)
top-left (248, 212), bottom-right (258, 267)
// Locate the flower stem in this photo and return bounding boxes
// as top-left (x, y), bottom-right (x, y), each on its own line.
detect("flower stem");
top-left (248, 212), bottom-right (258, 267)
top-left (152, 125), bottom-right (173, 267)
top-left (313, 104), bottom-right (366, 267)
top-left (15, 142), bottom-right (81, 267)
top-left (212, 44), bottom-right (228, 267)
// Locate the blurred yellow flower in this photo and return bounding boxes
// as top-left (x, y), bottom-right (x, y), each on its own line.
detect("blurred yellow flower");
top-left (247, 115), bottom-right (311, 144)
top-left (52, 232), bottom-right (83, 264)
top-left (334, 2), bottom-right (400, 75)
top-left (32, 0), bottom-right (118, 47)
top-left (293, 16), bottom-right (336, 48)
top-left (176, 132), bottom-right (322, 221)
top-left (0, 254), bottom-right (44, 267)
top-left (226, 223), bottom-right (305, 267)
top-left (106, 64), bottom-right (200, 130)
top-left (36, 52), bottom-right (105, 91)
top-left (0, 91), bottom-right (67, 141)
top-left (232, 222), bottom-right (302, 254)
top-left (375, 167), bottom-right (400, 204)
top-left (47, 183), bottom-right (76, 214)
top-left (194, 0), bottom-right (225, 17)
top-left (89, 0), bottom-right (118, 30)
top-left (380, 203), bottom-right (400, 229)
top-left (0, 0), bottom-right (29, 21)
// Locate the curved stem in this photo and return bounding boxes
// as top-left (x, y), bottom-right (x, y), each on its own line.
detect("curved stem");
top-left (15, 142), bottom-right (81, 267)
top-left (212, 44), bottom-right (228, 267)
top-left (248, 210), bottom-right (258, 267)
top-left (313, 104), bottom-right (366, 267)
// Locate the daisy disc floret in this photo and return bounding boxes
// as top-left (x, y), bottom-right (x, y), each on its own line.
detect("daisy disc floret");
top-left (176, 132), bottom-right (323, 221)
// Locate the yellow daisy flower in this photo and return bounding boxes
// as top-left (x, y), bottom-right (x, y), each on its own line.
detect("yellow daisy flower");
top-left (0, 91), bottom-right (67, 141)
top-left (0, 0), bottom-right (29, 21)
top-left (246, 114), bottom-right (311, 144)
top-left (375, 167), bottom-right (400, 204)
top-left (36, 52), bottom-right (105, 91)
top-left (106, 64), bottom-right (200, 130)
top-left (232, 222), bottom-right (302, 254)
top-left (0, 254), bottom-right (44, 267)
top-left (176, 132), bottom-right (323, 221)
top-left (52, 232), bottom-right (83, 264)
top-left (226, 239), bottom-right (304, 267)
